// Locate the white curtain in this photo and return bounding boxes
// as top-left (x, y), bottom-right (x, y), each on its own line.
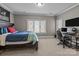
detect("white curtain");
top-left (27, 20), bottom-right (46, 33)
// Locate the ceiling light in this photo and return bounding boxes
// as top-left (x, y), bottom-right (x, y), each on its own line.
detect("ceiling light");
top-left (35, 3), bottom-right (44, 7)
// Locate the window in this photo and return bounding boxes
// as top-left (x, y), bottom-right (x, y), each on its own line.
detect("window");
top-left (27, 21), bottom-right (33, 31)
top-left (34, 21), bottom-right (40, 33)
top-left (40, 20), bottom-right (46, 33)
top-left (27, 20), bottom-right (46, 33)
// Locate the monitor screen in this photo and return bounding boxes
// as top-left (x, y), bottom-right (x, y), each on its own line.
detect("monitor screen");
top-left (61, 28), bottom-right (67, 32)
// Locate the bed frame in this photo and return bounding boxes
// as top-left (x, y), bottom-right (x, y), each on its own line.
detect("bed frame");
top-left (0, 41), bottom-right (38, 51)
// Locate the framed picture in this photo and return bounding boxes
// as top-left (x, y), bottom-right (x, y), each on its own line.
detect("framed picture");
top-left (0, 6), bottom-right (10, 22)
top-left (0, 15), bottom-right (9, 22)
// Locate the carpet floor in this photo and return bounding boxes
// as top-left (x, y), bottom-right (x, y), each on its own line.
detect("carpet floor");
top-left (0, 37), bottom-right (79, 56)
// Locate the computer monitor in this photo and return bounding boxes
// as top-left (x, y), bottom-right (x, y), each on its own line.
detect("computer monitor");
top-left (61, 28), bottom-right (67, 32)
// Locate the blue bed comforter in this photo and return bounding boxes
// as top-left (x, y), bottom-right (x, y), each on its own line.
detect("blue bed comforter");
top-left (6, 31), bottom-right (30, 42)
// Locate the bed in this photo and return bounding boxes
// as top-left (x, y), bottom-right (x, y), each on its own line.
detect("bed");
top-left (0, 31), bottom-right (38, 50)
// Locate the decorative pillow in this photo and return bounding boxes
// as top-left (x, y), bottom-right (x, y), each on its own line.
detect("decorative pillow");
top-left (8, 27), bottom-right (16, 33)
top-left (3, 27), bottom-right (8, 33)
top-left (1, 27), bottom-right (8, 34)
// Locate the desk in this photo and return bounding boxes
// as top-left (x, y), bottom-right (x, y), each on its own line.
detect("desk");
top-left (61, 32), bottom-right (75, 36)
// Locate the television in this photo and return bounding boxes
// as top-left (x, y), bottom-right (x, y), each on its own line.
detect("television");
top-left (65, 17), bottom-right (79, 27)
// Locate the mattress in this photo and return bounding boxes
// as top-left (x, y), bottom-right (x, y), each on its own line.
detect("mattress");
top-left (6, 41), bottom-right (31, 45)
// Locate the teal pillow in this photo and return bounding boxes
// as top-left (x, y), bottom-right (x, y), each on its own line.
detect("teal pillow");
top-left (1, 27), bottom-right (8, 34)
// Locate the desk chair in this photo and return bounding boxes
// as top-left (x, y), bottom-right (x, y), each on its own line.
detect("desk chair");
top-left (56, 30), bottom-right (72, 48)
top-left (56, 30), bottom-right (66, 48)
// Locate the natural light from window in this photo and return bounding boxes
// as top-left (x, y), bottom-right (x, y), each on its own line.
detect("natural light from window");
top-left (27, 20), bottom-right (46, 33)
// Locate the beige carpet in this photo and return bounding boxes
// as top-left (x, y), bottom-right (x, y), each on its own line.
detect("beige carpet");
top-left (0, 37), bottom-right (79, 56)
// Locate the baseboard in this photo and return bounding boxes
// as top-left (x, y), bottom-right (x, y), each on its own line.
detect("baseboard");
top-left (38, 36), bottom-right (54, 39)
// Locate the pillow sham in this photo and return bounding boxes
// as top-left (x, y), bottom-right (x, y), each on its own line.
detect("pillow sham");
top-left (8, 27), bottom-right (16, 33)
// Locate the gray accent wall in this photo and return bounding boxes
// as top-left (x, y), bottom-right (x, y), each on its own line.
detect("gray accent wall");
top-left (14, 15), bottom-right (55, 36)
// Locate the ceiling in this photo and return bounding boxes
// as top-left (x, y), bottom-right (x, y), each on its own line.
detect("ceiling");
top-left (3, 3), bottom-right (78, 16)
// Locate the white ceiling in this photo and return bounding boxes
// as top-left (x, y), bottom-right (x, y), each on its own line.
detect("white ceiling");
top-left (3, 3), bottom-right (78, 16)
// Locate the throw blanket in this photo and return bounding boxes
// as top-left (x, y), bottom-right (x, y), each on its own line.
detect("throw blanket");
top-left (28, 32), bottom-right (38, 44)
top-left (0, 31), bottom-right (38, 46)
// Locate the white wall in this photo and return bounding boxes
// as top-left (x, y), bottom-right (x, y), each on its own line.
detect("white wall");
top-left (14, 15), bottom-right (55, 36)
top-left (56, 5), bottom-right (79, 31)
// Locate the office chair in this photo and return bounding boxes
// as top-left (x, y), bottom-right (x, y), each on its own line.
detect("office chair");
top-left (56, 29), bottom-right (72, 48)
top-left (56, 30), bottom-right (66, 48)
